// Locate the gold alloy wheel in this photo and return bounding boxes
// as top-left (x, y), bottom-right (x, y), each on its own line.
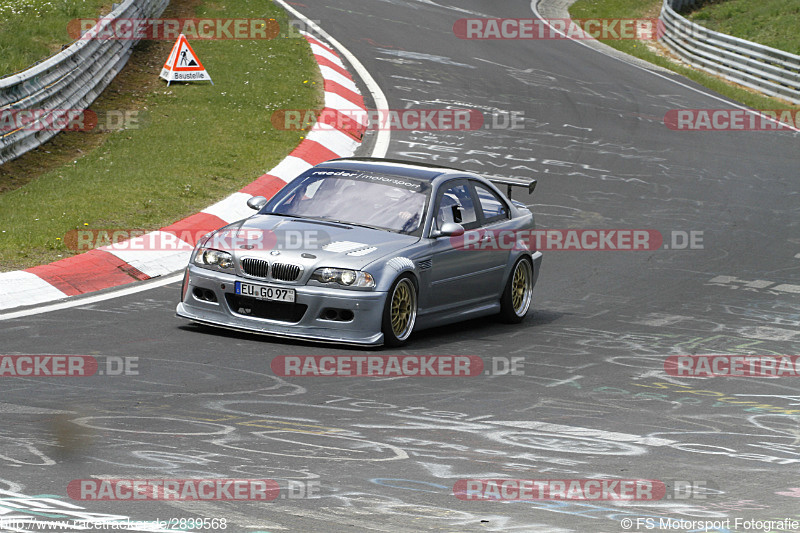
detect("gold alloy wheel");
top-left (511, 259), bottom-right (532, 316)
top-left (390, 278), bottom-right (416, 340)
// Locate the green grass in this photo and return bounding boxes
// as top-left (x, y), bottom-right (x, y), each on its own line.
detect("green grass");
top-left (0, 0), bottom-right (109, 76)
top-left (569, 0), bottom-right (800, 111)
top-left (688, 0), bottom-right (800, 55)
top-left (0, 0), bottom-right (322, 270)
top-left (686, 0), bottom-right (800, 55)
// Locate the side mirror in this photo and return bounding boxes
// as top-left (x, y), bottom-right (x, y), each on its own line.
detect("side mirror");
top-left (434, 222), bottom-right (465, 238)
top-left (247, 196), bottom-right (268, 211)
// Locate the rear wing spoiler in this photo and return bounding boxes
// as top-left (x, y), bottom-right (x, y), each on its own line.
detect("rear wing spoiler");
top-left (487, 176), bottom-right (537, 200)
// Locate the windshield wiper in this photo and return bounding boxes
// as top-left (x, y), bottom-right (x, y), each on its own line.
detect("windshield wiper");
top-left (317, 217), bottom-right (384, 231)
top-left (259, 212), bottom-right (307, 218)
top-left (261, 213), bottom-right (385, 232)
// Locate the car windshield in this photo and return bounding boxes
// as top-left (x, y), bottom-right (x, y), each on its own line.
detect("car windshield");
top-left (263, 169), bottom-right (431, 234)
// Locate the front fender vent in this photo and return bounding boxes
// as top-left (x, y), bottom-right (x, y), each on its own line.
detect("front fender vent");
top-left (387, 257), bottom-right (415, 272)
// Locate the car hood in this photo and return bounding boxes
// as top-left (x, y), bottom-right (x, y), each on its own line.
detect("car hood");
top-left (211, 215), bottom-right (420, 271)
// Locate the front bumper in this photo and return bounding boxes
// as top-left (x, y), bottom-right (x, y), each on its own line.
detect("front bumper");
top-left (176, 266), bottom-right (387, 346)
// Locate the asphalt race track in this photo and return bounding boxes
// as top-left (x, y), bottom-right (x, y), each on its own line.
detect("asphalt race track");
top-left (2, 0), bottom-right (800, 531)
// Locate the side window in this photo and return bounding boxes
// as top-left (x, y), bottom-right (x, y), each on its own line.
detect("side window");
top-left (473, 183), bottom-right (509, 224)
top-left (434, 183), bottom-right (478, 231)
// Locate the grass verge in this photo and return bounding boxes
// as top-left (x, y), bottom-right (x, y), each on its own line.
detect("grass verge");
top-left (568, 0), bottom-right (800, 111)
top-left (0, 0), bottom-right (109, 77)
top-left (0, 0), bottom-right (322, 271)
top-left (686, 0), bottom-right (800, 55)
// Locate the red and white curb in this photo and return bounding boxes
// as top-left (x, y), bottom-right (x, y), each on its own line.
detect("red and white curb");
top-left (0, 33), bottom-right (367, 312)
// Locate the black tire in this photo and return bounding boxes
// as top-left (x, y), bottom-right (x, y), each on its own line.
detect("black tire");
top-left (381, 274), bottom-right (418, 347)
top-left (499, 256), bottom-right (533, 324)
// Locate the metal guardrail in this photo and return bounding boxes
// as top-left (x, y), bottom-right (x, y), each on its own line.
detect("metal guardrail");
top-left (0, 0), bottom-right (169, 165)
top-left (659, 0), bottom-right (800, 104)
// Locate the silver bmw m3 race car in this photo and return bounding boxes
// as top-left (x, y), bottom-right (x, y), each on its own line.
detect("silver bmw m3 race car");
top-left (176, 158), bottom-right (542, 346)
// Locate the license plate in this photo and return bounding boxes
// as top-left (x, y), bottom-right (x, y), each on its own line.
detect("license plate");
top-left (235, 281), bottom-right (296, 303)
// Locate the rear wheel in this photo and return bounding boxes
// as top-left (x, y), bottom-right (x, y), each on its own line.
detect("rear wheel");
top-left (499, 257), bottom-right (533, 323)
top-left (382, 275), bottom-right (418, 347)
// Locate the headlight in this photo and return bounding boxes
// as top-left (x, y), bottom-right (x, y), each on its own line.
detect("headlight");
top-left (340, 270), bottom-right (356, 285)
top-left (193, 248), bottom-right (234, 270)
top-left (310, 267), bottom-right (375, 288)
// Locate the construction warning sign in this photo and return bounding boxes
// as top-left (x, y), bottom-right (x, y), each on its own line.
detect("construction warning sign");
top-left (160, 34), bottom-right (213, 85)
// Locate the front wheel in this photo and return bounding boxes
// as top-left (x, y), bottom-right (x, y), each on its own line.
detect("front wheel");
top-left (499, 257), bottom-right (533, 323)
top-left (382, 275), bottom-right (418, 347)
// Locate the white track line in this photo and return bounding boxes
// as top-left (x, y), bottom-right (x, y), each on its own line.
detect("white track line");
top-left (0, 272), bottom-right (183, 321)
top-left (274, 0), bottom-right (391, 156)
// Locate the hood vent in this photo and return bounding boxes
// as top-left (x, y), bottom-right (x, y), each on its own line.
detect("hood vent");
top-left (323, 241), bottom-right (368, 253)
top-left (347, 247), bottom-right (377, 257)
